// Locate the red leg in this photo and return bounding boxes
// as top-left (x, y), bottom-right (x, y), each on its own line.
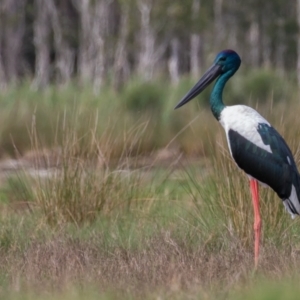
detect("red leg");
top-left (250, 179), bottom-right (261, 269)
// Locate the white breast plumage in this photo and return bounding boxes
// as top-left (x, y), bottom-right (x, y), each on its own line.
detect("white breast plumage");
top-left (219, 105), bottom-right (272, 155)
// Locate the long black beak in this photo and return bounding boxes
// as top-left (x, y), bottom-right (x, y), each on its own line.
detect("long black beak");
top-left (174, 63), bottom-right (223, 109)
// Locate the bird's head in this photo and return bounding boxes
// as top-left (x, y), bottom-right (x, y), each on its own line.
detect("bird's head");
top-left (214, 49), bottom-right (241, 74)
top-left (174, 49), bottom-right (241, 109)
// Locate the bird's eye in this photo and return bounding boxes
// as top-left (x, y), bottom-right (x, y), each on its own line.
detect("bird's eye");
top-left (219, 57), bottom-right (226, 62)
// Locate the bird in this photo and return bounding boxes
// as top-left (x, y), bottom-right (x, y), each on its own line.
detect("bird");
top-left (174, 49), bottom-right (300, 268)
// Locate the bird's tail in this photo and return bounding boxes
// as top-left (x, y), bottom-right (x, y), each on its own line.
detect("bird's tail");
top-left (284, 172), bottom-right (300, 218)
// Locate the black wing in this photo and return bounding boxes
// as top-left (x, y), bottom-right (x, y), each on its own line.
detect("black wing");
top-left (228, 123), bottom-right (299, 200)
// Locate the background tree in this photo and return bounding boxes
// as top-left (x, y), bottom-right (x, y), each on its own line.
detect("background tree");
top-left (0, 0), bottom-right (298, 87)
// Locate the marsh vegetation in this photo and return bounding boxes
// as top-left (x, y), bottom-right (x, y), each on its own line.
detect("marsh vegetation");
top-left (0, 75), bottom-right (299, 299)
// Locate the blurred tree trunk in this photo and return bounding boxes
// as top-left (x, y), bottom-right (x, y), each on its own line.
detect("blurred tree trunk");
top-left (92, 0), bottom-right (109, 93)
top-left (2, 0), bottom-right (26, 83)
top-left (137, 0), bottom-right (155, 80)
top-left (0, 0), bottom-right (298, 86)
top-left (297, 0), bottom-right (300, 86)
top-left (48, 0), bottom-right (74, 85)
top-left (168, 38), bottom-right (180, 84)
top-left (77, 0), bottom-right (92, 83)
top-left (248, 18), bottom-right (260, 68)
top-left (0, 46), bottom-right (6, 87)
top-left (214, 0), bottom-right (224, 49)
top-left (275, 19), bottom-right (285, 76)
top-left (76, 0), bottom-right (109, 92)
top-left (136, 0), bottom-right (167, 80)
top-left (113, 3), bottom-right (130, 90)
top-left (190, 34), bottom-right (202, 77)
top-left (190, 0), bottom-right (202, 78)
top-left (33, 0), bottom-right (51, 88)
top-left (261, 18), bottom-right (271, 68)
top-left (34, 0), bottom-right (74, 87)
top-left (0, 6), bottom-right (7, 87)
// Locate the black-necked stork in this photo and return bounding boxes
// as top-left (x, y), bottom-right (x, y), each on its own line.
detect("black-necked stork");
top-left (175, 49), bottom-right (300, 268)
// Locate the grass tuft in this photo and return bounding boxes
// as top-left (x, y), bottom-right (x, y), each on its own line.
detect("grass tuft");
top-left (0, 78), bottom-right (299, 298)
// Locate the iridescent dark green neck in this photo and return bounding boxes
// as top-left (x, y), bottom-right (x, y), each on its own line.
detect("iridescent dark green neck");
top-left (210, 71), bottom-right (233, 120)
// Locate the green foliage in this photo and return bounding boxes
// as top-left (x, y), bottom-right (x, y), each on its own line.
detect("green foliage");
top-left (4, 174), bottom-right (33, 204)
top-left (234, 279), bottom-right (300, 300)
top-left (212, 69), bottom-right (296, 106)
top-left (122, 79), bottom-right (166, 112)
top-left (0, 75), bottom-right (296, 159)
top-left (242, 69), bottom-right (293, 103)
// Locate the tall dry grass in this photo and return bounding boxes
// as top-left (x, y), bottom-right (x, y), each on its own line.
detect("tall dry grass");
top-left (0, 71), bottom-right (295, 160)
top-left (22, 109), bottom-right (174, 226)
top-left (0, 77), bottom-right (299, 299)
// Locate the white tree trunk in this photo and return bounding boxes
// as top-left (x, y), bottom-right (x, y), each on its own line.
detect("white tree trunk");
top-left (137, 0), bottom-right (155, 80)
top-left (77, 0), bottom-right (93, 83)
top-left (76, 0), bottom-right (109, 92)
top-left (113, 4), bottom-right (130, 89)
top-left (0, 50), bottom-right (6, 87)
top-left (248, 19), bottom-right (259, 68)
top-left (190, 34), bottom-right (202, 78)
top-left (0, 8), bottom-right (7, 87)
top-left (275, 20), bottom-right (285, 76)
top-left (190, 0), bottom-right (201, 78)
top-left (47, 0), bottom-right (74, 85)
top-left (168, 38), bottom-right (180, 84)
top-left (297, 0), bottom-right (300, 86)
top-left (214, 0), bottom-right (223, 49)
top-left (261, 21), bottom-right (271, 69)
top-left (92, 1), bottom-right (108, 93)
top-left (33, 0), bottom-right (51, 89)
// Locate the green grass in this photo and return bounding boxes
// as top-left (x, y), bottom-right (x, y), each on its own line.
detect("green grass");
top-left (0, 70), bottom-right (297, 159)
top-left (0, 163), bottom-right (300, 299)
top-left (2, 280), bottom-right (300, 300)
top-left (0, 74), bottom-right (299, 299)
top-left (0, 142), bottom-right (300, 299)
